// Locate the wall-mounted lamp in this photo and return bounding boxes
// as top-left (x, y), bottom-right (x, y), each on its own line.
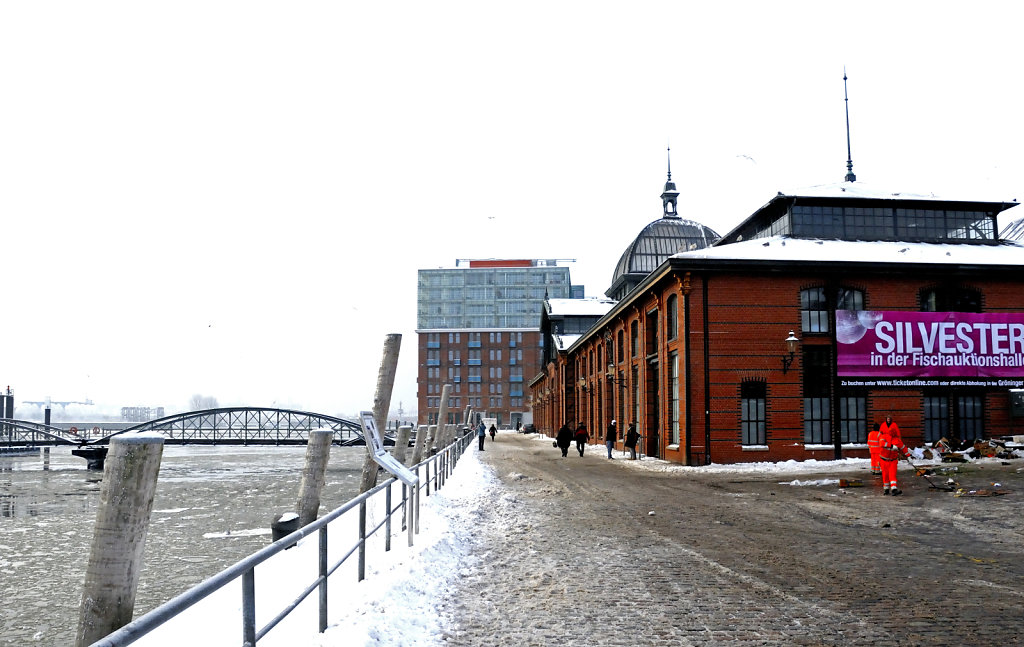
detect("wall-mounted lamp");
top-left (781, 330), bottom-right (800, 374)
top-left (578, 378), bottom-right (587, 393)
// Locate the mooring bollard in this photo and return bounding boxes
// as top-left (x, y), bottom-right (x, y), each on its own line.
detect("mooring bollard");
top-left (75, 433), bottom-right (164, 647)
top-left (297, 429), bottom-right (333, 527)
top-left (271, 512), bottom-right (301, 547)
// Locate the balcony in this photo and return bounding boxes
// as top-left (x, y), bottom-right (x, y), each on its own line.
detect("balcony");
top-left (426, 341), bottom-right (440, 349)
top-left (468, 341), bottom-right (481, 348)
top-left (468, 359), bottom-right (482, 366)
top-left (426, 359), bottom-right (440, 366)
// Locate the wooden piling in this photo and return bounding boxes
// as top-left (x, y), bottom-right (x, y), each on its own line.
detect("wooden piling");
top-left (75, 433), bottom-right (164, 647)
top-left (391, 425), bottom-right (412, 464)
top-left (410, 424), bottom-right (429, 466)
top-left (360, 334), bottom-right (401, 493)
top-left (296, 429), bottom-right (333, 527)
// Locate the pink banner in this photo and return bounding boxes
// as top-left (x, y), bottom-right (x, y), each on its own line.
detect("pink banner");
top-left (836, 310), bottom-right (1024, 379)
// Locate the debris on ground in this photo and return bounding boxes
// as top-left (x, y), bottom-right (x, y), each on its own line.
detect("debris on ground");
top-left (954, 488), bottom-right (1011, 497)
top-left (839, 478), bottom-right (864, 488)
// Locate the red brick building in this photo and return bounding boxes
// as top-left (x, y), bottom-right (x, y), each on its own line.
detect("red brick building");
top-left (531, 181), bottom-right (1024, 464)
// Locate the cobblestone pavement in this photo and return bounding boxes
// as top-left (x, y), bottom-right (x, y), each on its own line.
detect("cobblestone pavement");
top-left (438, 434), bottom-right (1024, 647)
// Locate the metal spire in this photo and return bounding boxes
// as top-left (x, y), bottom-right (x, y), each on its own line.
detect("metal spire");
top-left (843, 68), bottom-right (856, 182)
top-left (661, 144), bottom-right (679, 218)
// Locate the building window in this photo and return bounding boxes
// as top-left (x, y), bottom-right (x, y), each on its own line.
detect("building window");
top-left (741, 380), bottom-right (767, 446)
top-left (839, 393), bottom-right (867, 444)
top-left (923, 394), bottom-right (949, 444)
top-left (803, 346), bottom-right (831, 444)
top-left (630, 321), bottom-right (639, 357)
top-left (801, 287), bottom-right (829, 333)
top-left (801, 286), bottom-right (864, 333)
top-left (957, 395), bottom-right (984, 441)
top-left (645, 310), bottom-right (658, 357)
top-left (920, 286), bottom-right (982, 312)
top-left (617, 331), bottom-right (624, 364)
top-left (669, 352), bottom-right (680, 445)
top-left (666, 294), bottom-right (678, 341)
top-left (631, 365), bottom-right (640, 426)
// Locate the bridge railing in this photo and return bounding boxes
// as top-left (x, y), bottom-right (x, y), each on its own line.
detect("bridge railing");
top-left (88, 429), bottom-right (474, 647)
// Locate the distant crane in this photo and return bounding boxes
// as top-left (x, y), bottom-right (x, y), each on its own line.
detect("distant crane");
top-left (21, 397), bottom-right (95, 408)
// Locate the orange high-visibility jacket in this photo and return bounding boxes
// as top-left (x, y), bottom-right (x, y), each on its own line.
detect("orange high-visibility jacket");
top-left (867, 429), bottom-right (880, 451)
top-left (879, 422), bottom-right (909, 462)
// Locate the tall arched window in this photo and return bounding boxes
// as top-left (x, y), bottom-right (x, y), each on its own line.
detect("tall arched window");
top-left (666, 294), bottom-right (678, 340)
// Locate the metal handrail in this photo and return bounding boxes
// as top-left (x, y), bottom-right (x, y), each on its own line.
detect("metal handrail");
top-left (89, 430), bottom-right (473, 647)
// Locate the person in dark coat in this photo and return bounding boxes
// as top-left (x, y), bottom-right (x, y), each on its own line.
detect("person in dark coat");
top-left (555, 424), bottom-right (573, 458)
top-left (574, 422), bottom-right (590, 457)
top-left (476, 420), bottom-right (486, 451)
top-left (624, 422), bottom-right (640, 460)
top-left (605, 420), bottom-right (617, 459)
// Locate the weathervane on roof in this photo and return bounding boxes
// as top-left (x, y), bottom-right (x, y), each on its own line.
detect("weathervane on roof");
top-left (843, 68), bottom-right (856, 183)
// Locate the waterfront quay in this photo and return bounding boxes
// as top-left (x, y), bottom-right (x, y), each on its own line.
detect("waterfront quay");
top-left (444, 433), bottom-right (1024, 647)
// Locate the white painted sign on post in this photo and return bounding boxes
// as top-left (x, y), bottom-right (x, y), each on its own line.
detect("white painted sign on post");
top-left (359, 411), bottom-right (419, 487)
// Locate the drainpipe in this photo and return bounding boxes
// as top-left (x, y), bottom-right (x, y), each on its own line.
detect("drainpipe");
top-left (703, 275), bottom-right (711, 465)
top-left (683, 273), bottom-right (693, 465)
top-left (830, 282), bottom-right (842, 460)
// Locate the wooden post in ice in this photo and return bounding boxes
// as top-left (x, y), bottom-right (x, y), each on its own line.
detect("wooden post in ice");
top-left (410, 424), bottom-right (429, 466)
top-left (391, 425), bottom-right (412, 464)
top-left (359, 334), bottom-right (401, 493)
top-left (75, 433), bottom-right (164, 647)
top-left (296, 429), bottom-right (333, 527)
top-left (434, 384), bottom-right (451, 450)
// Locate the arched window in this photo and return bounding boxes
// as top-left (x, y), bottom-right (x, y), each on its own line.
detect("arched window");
top-left (666, 294), bottom-right (678, 341)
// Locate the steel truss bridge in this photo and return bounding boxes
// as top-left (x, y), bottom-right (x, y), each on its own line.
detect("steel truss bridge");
top-left (0, 407), bottom-right (386, 449)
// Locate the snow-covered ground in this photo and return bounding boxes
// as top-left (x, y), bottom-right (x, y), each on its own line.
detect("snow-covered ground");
top-left (129, 435), bottom-right (1010, 647)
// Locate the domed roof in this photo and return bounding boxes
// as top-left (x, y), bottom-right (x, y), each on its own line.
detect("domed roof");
top-left (605, 216), bottom-right (720, 300)
top-left (605, 151), bottom-right (719, 300)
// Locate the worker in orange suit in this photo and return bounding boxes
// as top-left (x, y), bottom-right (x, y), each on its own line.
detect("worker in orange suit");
top-left (867, 422), bottom-right (882, 477)
top-left (878, 415), bottom-right (910, 496)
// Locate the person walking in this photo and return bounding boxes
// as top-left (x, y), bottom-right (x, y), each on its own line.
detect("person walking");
top-left (476, 420), bottom-right (486, 451)
top-left (555, 424), bottom-right (573, 458)
top-left (624, 422), bottom-right (640, 460)
top-left (574, 422), bottom-right (589, 457)
top-left (489, 423), bottom-right (497, 441)
top-left (867, 422), bottom-right (882, 477)
top-left (879, 415), bottom-right (909, 495)
top-left (605, 420), bottom-right (617, 459)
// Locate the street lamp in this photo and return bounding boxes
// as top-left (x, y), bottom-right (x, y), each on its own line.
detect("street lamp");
top-left (781, 330), bottom-right (800, 374)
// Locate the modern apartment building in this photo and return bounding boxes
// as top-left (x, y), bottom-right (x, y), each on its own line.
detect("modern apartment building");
top-left (416, 259), bottom-right (581, 427)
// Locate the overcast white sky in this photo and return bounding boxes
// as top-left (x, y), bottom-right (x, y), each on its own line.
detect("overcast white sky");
top-left (3, 2), bottom-right (1023, 419)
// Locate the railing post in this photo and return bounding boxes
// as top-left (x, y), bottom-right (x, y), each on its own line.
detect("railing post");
top-left (414, 465), bottom-right (421, 534)
top-left (358, 501), bottom-right (366, 581)
top-left (242, 569), bottom-right (256, 647)
top-left (400, 482), bottom-right (407, 532)
top-left (384, 482), bottom-right (392, 553)
top-left (319, 526), bottom-right (328, 633)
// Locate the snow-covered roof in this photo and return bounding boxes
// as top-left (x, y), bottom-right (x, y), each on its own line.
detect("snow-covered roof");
top-left (774, 181), bottom-right (1015, 205)
top-left (546, 297), bottom-right (617, 317)
top-left (674, 236), bottom-right (1024, 266)
top-left (551, 333), bottom-right (583, 351)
